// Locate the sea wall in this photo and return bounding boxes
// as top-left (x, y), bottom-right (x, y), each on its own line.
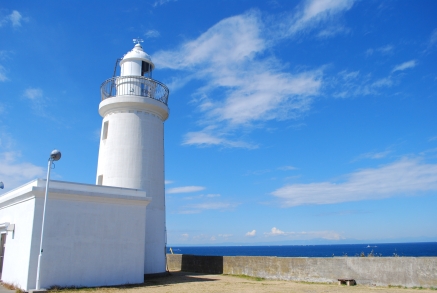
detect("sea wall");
top-left (167, 254), bottom-right (437, 288)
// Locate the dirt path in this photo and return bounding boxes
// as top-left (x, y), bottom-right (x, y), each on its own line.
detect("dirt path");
top-left (55, 271), bottom-right (435, 293)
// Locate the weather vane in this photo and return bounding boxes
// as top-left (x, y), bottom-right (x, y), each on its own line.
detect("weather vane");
top-left (133, 37), bottom-right (144, 45)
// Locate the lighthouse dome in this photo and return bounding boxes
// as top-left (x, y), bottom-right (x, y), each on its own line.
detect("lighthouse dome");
top-left (120, 44), bottom-right (155, 70)
top-left (119, 43), bottom-right (155, 77)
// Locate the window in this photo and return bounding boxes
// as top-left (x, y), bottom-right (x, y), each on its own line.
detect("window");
top-left (102, 121), bottom-right (109, 140)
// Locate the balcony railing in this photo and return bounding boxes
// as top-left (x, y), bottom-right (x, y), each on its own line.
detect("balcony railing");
top-left (100, 76), bottom-right (169, 105)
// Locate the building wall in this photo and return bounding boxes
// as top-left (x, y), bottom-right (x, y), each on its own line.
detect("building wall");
top-left (96, 98), bottom-right (167, 275)
top-left (0, 196), bottom-right (35, 289)
top-left (0, 180), bottom-right (150, 291)
top-left (29, 195), bottom-right (147, 289)
top-left (167, 254), bottom-right (437, 288)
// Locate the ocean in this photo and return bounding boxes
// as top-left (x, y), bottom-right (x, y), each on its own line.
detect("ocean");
top-left (167, 242), bottom-right (437, 257)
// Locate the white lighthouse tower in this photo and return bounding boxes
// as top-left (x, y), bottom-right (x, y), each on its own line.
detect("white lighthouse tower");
top-left (96, 39), bottom-right (169, 275)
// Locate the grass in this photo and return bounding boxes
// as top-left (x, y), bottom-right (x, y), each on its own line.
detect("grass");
top-left (0, 282), bottom-right (24, 293)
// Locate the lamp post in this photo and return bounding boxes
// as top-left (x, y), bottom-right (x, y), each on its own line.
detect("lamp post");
top-left (35, 149), bottom-right (61, 290)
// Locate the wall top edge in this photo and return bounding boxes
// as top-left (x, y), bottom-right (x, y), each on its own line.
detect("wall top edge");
top-left (0, 179), bottom-right (150, 208)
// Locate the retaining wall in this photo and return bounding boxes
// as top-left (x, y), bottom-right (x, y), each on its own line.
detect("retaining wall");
top-left (167, 254), bottom-right (437, 288)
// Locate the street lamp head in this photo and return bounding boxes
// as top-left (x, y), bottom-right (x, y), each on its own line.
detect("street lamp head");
top-left (0, 182), bottom-right (4, 189)
top-left (50, 149), bottom-right (62, 161)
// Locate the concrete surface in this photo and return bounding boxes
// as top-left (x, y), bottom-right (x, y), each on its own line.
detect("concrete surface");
top-left (0, 179), bottom-right (150, 290)
top-left (167, 254), bottom-right (437, 288)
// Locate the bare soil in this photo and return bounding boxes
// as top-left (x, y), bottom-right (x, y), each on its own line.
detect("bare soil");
top-left (51, 271), bottom-right (436, 293)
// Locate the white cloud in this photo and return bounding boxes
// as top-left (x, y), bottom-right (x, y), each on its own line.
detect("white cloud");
top-left (24, 88), bottom-right (43, 100)
top-left (167, 185), bottom-right (205, 194)
top-left (179, 202), bottom-right (239, 214)
top-left (366, 45), bottom-right (393, 56)
top-left (165, 180), bottom-right (174, 184)
top-left (332, 69), bottom-right (397, 98)
top-left (0, 151), bottom-right (45, 194)
top-left (371, 77), bottom-right (393, 88)
top-left (182, 130), bottom-right (257, 149)
top-left (271, 157), bottom-right (437, 207)
top-left (153, 0), bottom-right (177, 7)
top-left (264, 227), bottom-right (342, 240)
top-left (245, 230), bottom-right (256, 237)
top-left (0, 65), bottom-right (8, 81)
top-left (317, 25), bottom-right (350, 38)
top-left (183, 193), bottom-right (221, 200)
top-left (1, 11), bottom-right (25, 28)
top-left (9, 11), bottom-right (22, 27)
top-left (392, 60), bottom-right (417, 73)
top-left (353, 150), bottom-right (391, 161)
top-left (144, 29), bottom-right (160, 38)
top-left (23, 87), bottom-right (48, 115)
top-left (153, 11), bottom-right (323, 148)
top-left (283, 0), bottom-right (355, 37)
top-left (424, 28), bottom-right (437, 53)
top-left (378, 45), bottom-right (394, 54)
top-left (278, 165), bottom-right (297, 171)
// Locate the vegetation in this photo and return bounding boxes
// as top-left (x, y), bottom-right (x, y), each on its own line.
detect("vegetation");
top-left (0, 282), bottom-right (24, 293)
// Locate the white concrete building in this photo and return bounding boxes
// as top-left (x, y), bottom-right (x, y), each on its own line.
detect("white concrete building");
top-left (0, 179), bottom-right (151, 290)
top-left (0, 41), bottom-right (170, 289)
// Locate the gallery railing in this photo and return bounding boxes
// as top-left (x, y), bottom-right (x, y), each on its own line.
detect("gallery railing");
top-left (100, 76), bottom-right (169, 105)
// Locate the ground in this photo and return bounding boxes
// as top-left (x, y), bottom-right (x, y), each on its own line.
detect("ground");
top-left (34, 271), bottom-right (437, 293)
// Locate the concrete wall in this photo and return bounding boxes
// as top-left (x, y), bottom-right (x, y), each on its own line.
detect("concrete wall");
top-left (1, 179), bottom-right (151, 291)
top-left (167, 254), bottom-right (437, 288)
top-left (0, 185), bottom-right (36, 289)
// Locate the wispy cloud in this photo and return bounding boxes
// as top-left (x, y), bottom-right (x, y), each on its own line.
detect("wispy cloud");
top-left (353, 150), bottom-right (391, 161)
top-left (167, 185), bottom-right (205, 194)
top-left (183, 193), bottom-right (220, 200)
top-left (24, 88), bottom-right (43, 100)
top-left (0, 65), bottom-right (8, 81)
top-left (365, 45), bottom-right (393, 56)
top-left (23, 87), bottom-right (48, 114)
top-left (9, 11), bottom-right (23, 27)
top-left (278, 165), bottom-right (297, 171)
top-left (1, 10), bottom-right (26, 28)
top-left (154, 10), bottom-right (324, 148)
top-left (271, 157), bottom-right (437, 207)
top-left (281, 0), bottom-right (355, 38)
top-left (0, 151), bottom-right (45, 194)
top-left (179, 202), bottom-right (239, 214)
top-left (331, 62), bottom-right (414, 98)
top-left (264, 227), bottom-right (342, 240)
top-left (144, 29), bottom-right (160, 38)
top-left (182, 130), bottom-right (257, 149)
top-left (392, 60), bottom-right (417, 73)
top-left (153, 0), bottom-right (177, 7)
top-left (245, 230), bottom-right (256, 237)
top-left (424, 28), bottom-right (437, 53)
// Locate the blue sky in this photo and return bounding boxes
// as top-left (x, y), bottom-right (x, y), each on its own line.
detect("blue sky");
top-left (1, 0), bottom-right (436, 245)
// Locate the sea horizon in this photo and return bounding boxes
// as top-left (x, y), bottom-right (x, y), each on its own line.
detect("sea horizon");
top-left (166, 241), bottom-right (437, 257)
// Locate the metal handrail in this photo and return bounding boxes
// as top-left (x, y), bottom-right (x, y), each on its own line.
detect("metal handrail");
top-left (100, 76), bottom-right (169, 105)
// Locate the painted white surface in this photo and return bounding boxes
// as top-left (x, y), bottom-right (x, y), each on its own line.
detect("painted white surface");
top-left (0, 195), bottom-right (35, 289)
top-left (120, 43), bottom-right (154, 76)
top-left (0, 179), bottom-right (150, 290)
top-left (96, 44), bottom-right (169, 275)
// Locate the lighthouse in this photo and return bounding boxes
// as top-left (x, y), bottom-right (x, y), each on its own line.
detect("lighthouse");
top-left (96, 39), bottom-right (169, 275)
